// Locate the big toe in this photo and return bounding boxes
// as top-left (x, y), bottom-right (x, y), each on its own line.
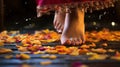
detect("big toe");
top-left (61, 39), bottom-right (71, 45)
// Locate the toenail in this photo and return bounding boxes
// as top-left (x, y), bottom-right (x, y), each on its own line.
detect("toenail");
top-left (70, 38), bottom-right (73, 41)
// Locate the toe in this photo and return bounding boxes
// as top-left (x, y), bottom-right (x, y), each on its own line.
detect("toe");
top-left (53, 21), bottom-right (57, 29)
top-left (57, 24), bottom-right (63, 33)
top-left (58, 25), bottom-right (64, 34)
top-left (66, 40), bottom-right (71, 45)
top-left (62, 39), bottom-right (71, 45)
top-left (57, 23), bottom-right (61, 30)
top-left (80, 34), bottom-right (86, 43)
top-left (71, 41), bottom-right (75, 45)
top-left (58, 30), bottom-right (62, 33)
top-left (75, 39), bottom-right (80, 45)
top-left (75, 41), bottom-right (80, 45)
top-left (70, 38), bottom-right (76, 45)
top-left (78, 38), bottom-right (82, 44)
top-left (73, 38), bottom-right (79, 45)
top-left (56, 23), bottom-right (60, 30)
top-left (55, 24), bottom-right (61, 33)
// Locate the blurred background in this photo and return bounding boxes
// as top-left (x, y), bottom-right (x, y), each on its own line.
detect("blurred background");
top-left (0, 0), bottom-right (120, 32)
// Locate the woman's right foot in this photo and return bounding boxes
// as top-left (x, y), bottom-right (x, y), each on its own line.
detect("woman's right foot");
top-left (61, 8), bottom-right (85, 45)
top-left (53, 7), bottom-right (65, 33)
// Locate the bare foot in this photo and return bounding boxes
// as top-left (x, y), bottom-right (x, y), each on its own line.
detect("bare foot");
top-left (53, 7), bottom-right (65, 33)
top-left (61, 8), bottom-right (85, 45)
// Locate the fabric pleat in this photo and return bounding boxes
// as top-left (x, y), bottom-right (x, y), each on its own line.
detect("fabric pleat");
top-left (36, 0), bottom-right (117, 17)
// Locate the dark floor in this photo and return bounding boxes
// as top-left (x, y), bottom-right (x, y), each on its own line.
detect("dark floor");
top-left (3, 7), bottom-right (120, 31)
top-left (1, 41), bottom-right (120, 67)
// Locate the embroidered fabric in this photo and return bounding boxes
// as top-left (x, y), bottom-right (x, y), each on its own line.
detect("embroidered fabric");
top-left (36, 0), bottom-right (117, 17)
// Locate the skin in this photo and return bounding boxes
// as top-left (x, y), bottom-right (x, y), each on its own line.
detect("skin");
top-left (53, 7), bottom-right (65, 33)
top-left (53, 7), bottom-right (85, 45)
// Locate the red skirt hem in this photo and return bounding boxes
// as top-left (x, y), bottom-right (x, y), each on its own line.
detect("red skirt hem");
top-left (36, 0), bottom-right (116, 17)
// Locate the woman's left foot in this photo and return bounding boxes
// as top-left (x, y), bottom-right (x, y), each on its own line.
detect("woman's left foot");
top-left (53, 7), bottom-right (65, 33)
